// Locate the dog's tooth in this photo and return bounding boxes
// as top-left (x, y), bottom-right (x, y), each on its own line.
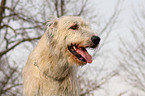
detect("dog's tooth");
top-left (73, 46), bottom-right (76, 50)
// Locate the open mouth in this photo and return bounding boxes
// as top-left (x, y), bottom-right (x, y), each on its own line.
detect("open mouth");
top-left (68, 44), bottom-right (92, 63)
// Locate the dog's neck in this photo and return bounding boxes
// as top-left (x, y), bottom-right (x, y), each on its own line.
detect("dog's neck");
top-left (33, 32), bottom-right (75, 82)
top-left (33, 58), bottom-right (72, 82)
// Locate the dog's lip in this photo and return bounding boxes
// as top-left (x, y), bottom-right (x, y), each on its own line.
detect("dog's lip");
top-left (68, 44), bottom-right (92, 63)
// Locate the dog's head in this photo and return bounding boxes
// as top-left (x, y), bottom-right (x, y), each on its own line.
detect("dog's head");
top-left (47, 16), bottom-right (100, 66)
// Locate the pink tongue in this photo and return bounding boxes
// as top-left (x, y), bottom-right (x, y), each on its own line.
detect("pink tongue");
top-left (76, 48), bottom-right (92, 63)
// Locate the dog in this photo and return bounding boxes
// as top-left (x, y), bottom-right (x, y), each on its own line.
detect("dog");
top-left (23, 16), bottom-right (100, 96)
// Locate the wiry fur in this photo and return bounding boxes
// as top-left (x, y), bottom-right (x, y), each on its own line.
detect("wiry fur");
top-left (23, 16), bottom-right (97, 96)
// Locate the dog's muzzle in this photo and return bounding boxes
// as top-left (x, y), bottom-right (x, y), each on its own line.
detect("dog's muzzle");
top-left (67, 35), bottom-right (101, 64)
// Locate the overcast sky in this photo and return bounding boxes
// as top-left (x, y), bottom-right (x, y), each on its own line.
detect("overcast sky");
top-left (83, 0), bottom-right (145, 96)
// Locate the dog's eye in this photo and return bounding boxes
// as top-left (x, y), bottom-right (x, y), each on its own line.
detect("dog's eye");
top-left (70, 24), bottom-right (79, 30)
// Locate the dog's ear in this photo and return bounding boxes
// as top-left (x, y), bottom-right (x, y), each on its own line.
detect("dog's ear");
top-left (48, 16), bottom-right (58, 28)
top-left (49, 21), bottom-right (58, 28)
top-left (46, 19), bottom-right (58, 41)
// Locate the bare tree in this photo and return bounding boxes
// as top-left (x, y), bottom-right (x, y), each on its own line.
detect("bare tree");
top-left (0, 0), bottom-right (122, 95)
top-left (119, 2), bottom-right (145, 94)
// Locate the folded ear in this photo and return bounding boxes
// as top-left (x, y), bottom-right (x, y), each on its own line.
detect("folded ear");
top-left (49, 20), bottom-right (58, 28)
top-left (46, 19), bottom-right (58, 41)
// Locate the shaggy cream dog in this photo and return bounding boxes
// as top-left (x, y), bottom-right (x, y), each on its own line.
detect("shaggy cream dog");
top-left (23, 16), bottom-right (100, 96)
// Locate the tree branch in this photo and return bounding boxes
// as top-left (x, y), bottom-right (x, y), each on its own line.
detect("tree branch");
top-left (54, 0), bottom-right (60, 17)
top-left (0, 0), bottom-right (7, 27)
top-left (77, 0), bottom-right (88, 16)
top-left (0, 36), bottom-right (41, 58)
top-left (60, 0), bottom-right (64, 16)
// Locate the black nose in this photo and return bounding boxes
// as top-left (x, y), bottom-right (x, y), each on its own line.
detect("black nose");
top-left (91, 36), bottom-right (100, 45)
